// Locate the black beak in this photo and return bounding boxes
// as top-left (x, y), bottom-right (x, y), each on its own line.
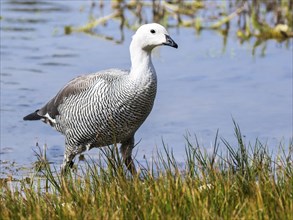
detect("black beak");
top-left (163, 34), bottom-right (178, 48)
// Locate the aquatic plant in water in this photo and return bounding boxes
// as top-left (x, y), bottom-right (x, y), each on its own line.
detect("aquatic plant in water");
top-left (65, 0), bottom-right (292, 54)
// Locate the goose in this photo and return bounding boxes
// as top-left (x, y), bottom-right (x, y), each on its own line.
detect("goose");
top-left (24, 23), bottom-right (178, 174)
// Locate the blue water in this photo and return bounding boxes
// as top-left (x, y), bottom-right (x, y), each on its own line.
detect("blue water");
top-left (1, 1), bottom-right (292, 176)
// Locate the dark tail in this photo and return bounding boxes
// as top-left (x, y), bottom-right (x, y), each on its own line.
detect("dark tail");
top-left (23, 110), bottom-right (42, 121)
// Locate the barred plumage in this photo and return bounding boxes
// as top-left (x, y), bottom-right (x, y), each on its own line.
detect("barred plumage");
top-left (23, 23), bottom-right (178, 174)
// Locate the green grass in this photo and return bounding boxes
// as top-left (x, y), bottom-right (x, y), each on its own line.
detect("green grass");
top-left (1, 123), bottom-right (292, 219)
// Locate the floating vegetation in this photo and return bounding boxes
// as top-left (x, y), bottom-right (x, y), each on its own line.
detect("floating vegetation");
top-left (65, 0), bottom-right (293, 53)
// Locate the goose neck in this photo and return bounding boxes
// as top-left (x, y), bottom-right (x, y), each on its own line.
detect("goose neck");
top-left (129, 42), bottom-right (155, 80)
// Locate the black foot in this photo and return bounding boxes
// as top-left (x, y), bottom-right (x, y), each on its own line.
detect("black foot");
top-left (61, 160), bottom-right (74, 175)
top-left (69, 160), bottom-right (74, 168)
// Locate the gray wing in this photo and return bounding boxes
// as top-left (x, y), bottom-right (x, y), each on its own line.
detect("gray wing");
top-left (37, 69), bottom-right (128, 121)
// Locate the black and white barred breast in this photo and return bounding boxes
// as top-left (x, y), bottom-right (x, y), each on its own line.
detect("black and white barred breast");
top-left (43, 69), bottom-right (157, 148)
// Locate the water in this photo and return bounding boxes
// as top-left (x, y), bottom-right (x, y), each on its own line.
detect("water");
top-left (1, 1), bottom-right (292, 177)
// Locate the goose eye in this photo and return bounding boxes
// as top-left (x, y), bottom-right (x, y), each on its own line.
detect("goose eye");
top-left (150, 29), bottom-right (156, 34)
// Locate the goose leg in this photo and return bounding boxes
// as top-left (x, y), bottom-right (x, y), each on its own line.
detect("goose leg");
top-left (120, 136), bottom-right (137, 175)
top-left (61, 145), bottom-right (76, 174)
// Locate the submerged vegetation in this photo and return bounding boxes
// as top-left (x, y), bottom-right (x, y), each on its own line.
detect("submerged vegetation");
top-left (65, 0), bottom-right (293, 54)
top-left (1, 123), bottom-right (292, 219)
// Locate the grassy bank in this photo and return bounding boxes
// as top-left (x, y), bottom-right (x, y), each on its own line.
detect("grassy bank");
top-left (1, 124), bottom-right (292, 219)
